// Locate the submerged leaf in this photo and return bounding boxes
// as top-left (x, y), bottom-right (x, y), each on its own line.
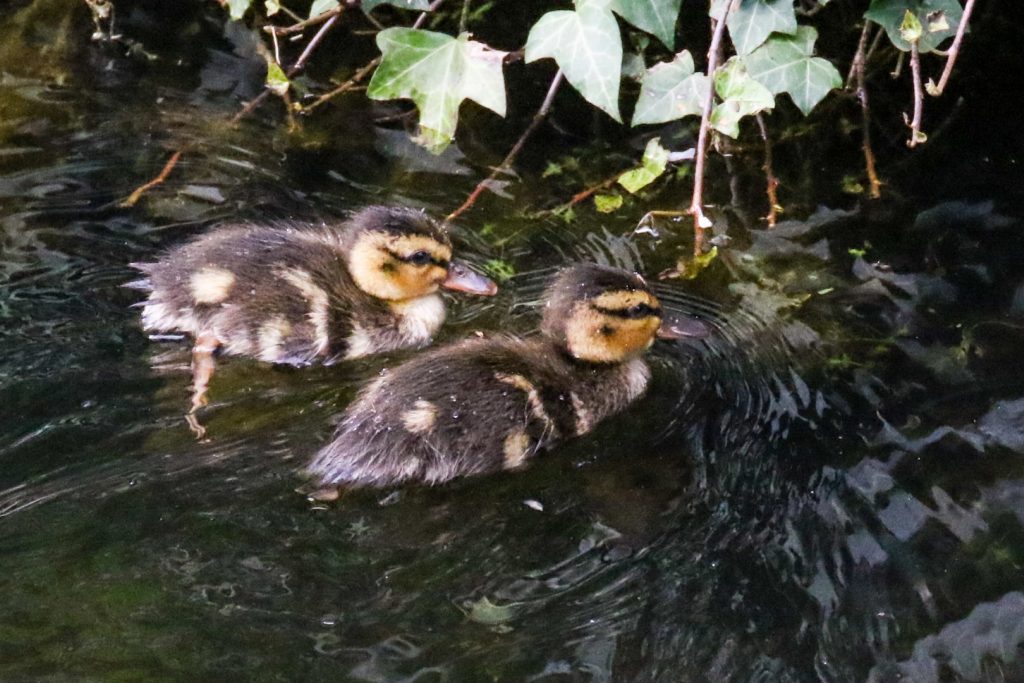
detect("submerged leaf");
top-left (710, 0), bottom-right (798, 55)
top-left (632, 50), bottom-right (710, 126)
top-left (618, 137), bottom-right (670, 193)
top-left (525, 3), bottom-right (623, 122)
top-left (595, 193), bottom-right (624, 212)
top-left (368, 28), bottom-right (507, 154)
top-left (466, 596), bottom-right (516, 625)
top-left (610, 0), bottom-right (683, 50)
top-left (743, 26), bottom-right (841, 115)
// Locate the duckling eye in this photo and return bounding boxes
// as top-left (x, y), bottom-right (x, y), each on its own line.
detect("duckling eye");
top-left (624, 303), bottom-right (659, 319)
top-left (407, 251), bottom-right (432, 266)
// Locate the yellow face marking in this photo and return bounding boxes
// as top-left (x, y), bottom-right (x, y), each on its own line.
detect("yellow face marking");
top-left (564, 289), bottom-right (663, 363)
top-left (401, 400), bottom-right (438, 434)
top-left (190, 267), bottom-right (235, 304)
top-left (258, 317), bottom-right (292, 362)
top-left (277, 268), bottom-right (330, 356)
top-left (347, 231), bottom-right (452, 301)
top-left (502, 429), bottom-right (531, 470)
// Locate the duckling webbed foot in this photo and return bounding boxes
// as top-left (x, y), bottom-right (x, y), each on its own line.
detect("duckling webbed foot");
top-left (186, 333), bottom-right (220, 439)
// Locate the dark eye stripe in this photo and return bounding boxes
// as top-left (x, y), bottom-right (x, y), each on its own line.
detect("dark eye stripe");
top-left (386, 249), bottom-right (448, 268)
top-left (594, 303), bottom-right (662, 319)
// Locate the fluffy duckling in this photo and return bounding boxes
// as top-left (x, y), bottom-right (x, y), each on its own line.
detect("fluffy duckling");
top-left (131, 206), bottom-right (497, 418)
top-left (305, 263), bottom-right (709, 490)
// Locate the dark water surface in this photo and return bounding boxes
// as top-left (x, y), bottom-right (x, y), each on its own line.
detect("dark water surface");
top-left (3, 3), bottom-right (1024, 681)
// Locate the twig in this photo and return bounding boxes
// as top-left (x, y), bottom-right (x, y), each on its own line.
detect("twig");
top-left (688, 0), bottom-right (734, 256)
top-left (852, 23), bottom-right (882, 198)
top-left (459, 0), bottom-right (471, 33)
top-left (446, 70), bottom-right (565, 222)
top-left (265, 6), bottom-right (342, 36)
top-left (119, 150), bottom-right (184, 207)
top-left (755, 113), bottom-right (779, 227)
top-left (930, 0), bottom-right (975, 96)
top-left (231, 12), bottom-right (341, 125)
top-left (906, 42), bottom-right (924, 147)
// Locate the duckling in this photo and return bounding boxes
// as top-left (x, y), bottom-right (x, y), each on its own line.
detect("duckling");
top-left (305, 263), bottom-right (709, 490)
top-left (129, 206), bottom-right (497, 421)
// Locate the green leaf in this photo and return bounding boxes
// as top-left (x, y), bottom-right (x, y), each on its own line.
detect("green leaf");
top-left (617, 137), bottom-right (670, 193)
top-left (227, 0), bottom-right (252, 20)
top-left (594, 193), bottom-right (624, 212)
top-left (711, 0), bottom-right (797, 55)
top-left (363, 0), bottom-right (432, 12)
top-left (525, 3), bottom-right (623, 122)
top-left (265, 61), bottom-right (289, 96)
top-left (743, 26), bottom-right (841, 115)
top-left (864, 0), bottom-right (962, 53)
top-left (308, 0), bottom-right (337, 19)
top-left (265, 0), bottom-right (280, 16)
top-left (710, 58), bottom-right (774, 137)
top-left (632, 50), bottom-right (710, 126)
top-left (368, 28), bottom-right (507, 154)
top-left (610, 0), bottom-right (682, 50)
top-left (898, 9), bottom-right (923, 42)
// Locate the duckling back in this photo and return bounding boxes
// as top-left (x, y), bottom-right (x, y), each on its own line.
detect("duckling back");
top-left (306, 336), bottom-right (651, 488)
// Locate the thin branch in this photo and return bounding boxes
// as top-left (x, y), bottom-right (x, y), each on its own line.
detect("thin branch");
top-left (852, 23), bottom-right (882, 198)
top-left (120, 150), bottom-right (184, 207)
top-left (265, 6), bottom-right (342, 36)
top-left (930, 0), bottom-right (975, 96)
top-left (755, 113), bottom-right (779, 227)
top-left (906, 42), bottom-right (924, 147)
top-left (846, 22), bottom-right (876, 89)
top-left (446, 70), bottom-right (565, 223)
top-left (688, 0), bottom-right (734, 256)
top-left (232, 12), bottom-right (341, 125)
top-left (459, 0), bottom-right (471, 34)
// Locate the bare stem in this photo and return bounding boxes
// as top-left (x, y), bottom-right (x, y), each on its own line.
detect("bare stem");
top-left (852, 23), bottom-right (882, 198)
top-left (689, 0), bottom-right (734, 256)
top-left (446, 70), bottom-right (565, 223)
top-left (120, 150), bottom-right (184, 207)
top-left (265, 6), bottom-right (342, 36)
top-left (931, 0), bottom-right (976, 95)
top-left (755, 113), bottom-right (779, 227)
top-left (907, 42), bottom-right (924, 147)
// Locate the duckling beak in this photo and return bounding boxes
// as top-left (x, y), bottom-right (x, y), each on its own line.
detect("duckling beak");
top-left (442, 261), bottom-right (498, 296)
top-left (657, 312), bottom-right (710, 339)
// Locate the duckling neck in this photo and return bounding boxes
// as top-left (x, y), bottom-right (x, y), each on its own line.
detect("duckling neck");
top-left (389, 294), bottom-right (446, 344)
top-left (557, 349), bottom-right (651, 435)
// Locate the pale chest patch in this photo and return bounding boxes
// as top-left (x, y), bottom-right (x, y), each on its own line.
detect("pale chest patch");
top-left (621, 358), bottom-right (651, 402)
top-left (190, 267), bottom-right (236, 304)
top-left (391, 294), bottom-right (445, 344)
top-left (344, 324), bottom-right (376, 360)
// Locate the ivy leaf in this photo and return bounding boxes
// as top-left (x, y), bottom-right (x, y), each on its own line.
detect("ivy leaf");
top-left (710, 0), bottom-right (797, 55)
top-left (594, 193), bottom-right (624, 212)
top-left (265, 61), bottom-right (289, 97)
top-left (363, 0), bottom-right (431, 13)
top-left (610, 0), bottom-right (682, 50)
top-left (864, 0), bottom-right (962, 53)
top-left (307, 0), bottom-right (337, 19)
top-left (710, 58), bottom-right (774, 137)
top-left (618, 137), bottom-right (670, 193)
top-left (525, 1), bottom-right (623, 122)
top-left (898, 9), bottom-right (923, 42)
top-left (632, 50), bottom-right (710, 126)
top-left (226, 0), bottom-right (252, 20)
top-left (743, 26), bottom-right (841, 115)
top-left (367, 28), bottom-right (507, 154)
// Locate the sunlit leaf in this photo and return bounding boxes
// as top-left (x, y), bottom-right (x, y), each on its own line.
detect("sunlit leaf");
top-left (226, 0), bottom-right (252, 20)
top-left (307, 0), bottom-right (337, 19)
top-left (367, 28), bottom-right (507, 154)
top-left (898, 9), bottom-right (923, 42)
top-left (525, 2), bottom-right (623, 122)
top-left (265, 61), bottom-right (289, 97)
top-left (265, 0), bottom-right (280, 16)
top-left (363, 0), bottom-right (431, 12)
top-left (710, 58), bottom-right (774, 137)
top-left (618, 137), bottom-right (670, 193)
top-left (864, 0), bottom-right (962, 53)
top-left (595, 193), bottom-right (623, 212)
top-left (743, 26), bottom-right (841, 115)
top-left (710, 0), bottom-right (797, 55)
top-left (610, 0), bottom-right (682, 50)
top-left (632, 50), bottom-right (710, 126)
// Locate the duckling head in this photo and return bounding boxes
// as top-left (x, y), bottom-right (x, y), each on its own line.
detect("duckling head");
top-left (343, 206), bottom-right (496, 301)
top-left (542, 263), bottom-right (708, 363)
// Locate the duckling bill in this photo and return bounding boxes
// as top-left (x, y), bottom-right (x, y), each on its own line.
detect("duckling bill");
top-left (128, 206), bottom-right (497, 425)
top-left (306, 263), bottom-right (708, 489)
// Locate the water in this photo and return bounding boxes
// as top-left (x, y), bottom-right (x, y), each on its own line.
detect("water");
top-left (3, 3), bottom-right (1024, 681)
